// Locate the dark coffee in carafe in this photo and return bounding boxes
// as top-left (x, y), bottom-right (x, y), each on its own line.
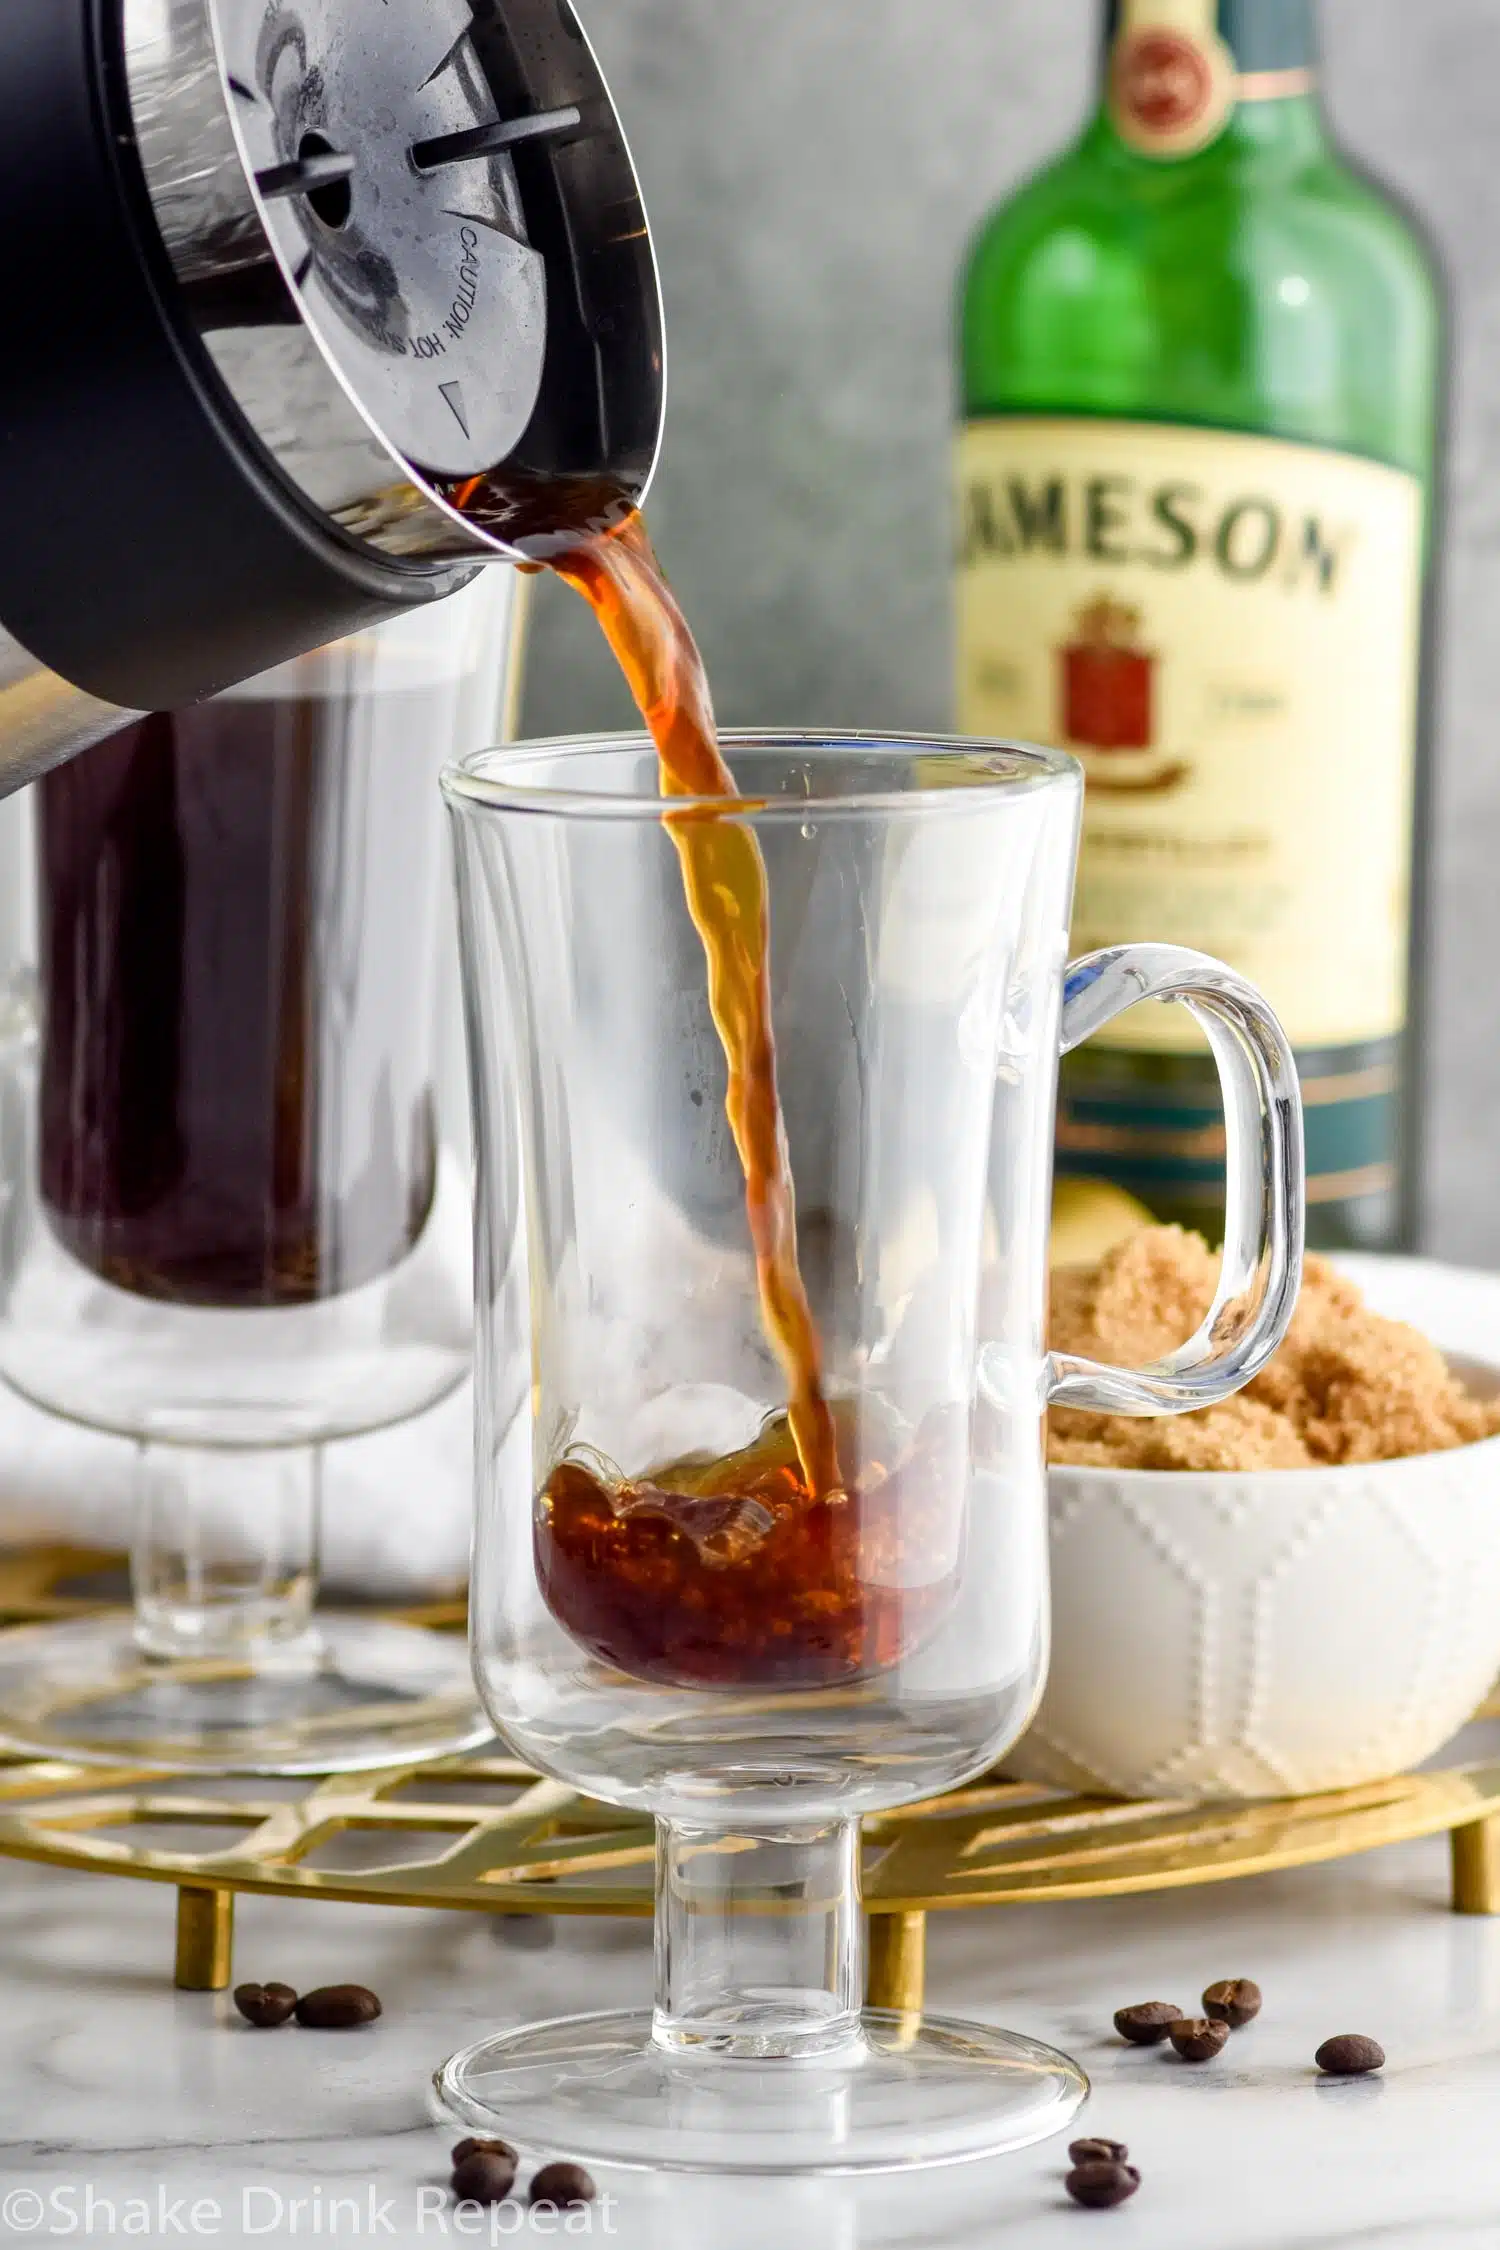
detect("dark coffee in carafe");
top-left (37, 682), bottom-right (451, 1309)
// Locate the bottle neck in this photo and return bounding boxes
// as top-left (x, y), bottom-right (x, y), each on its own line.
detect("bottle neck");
top-left (1099, 0), bottom-right (1325, 166)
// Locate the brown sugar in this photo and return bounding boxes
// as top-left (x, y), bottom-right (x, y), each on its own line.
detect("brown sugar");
top-left (1048, 1226), bottom-right (1500, 1471)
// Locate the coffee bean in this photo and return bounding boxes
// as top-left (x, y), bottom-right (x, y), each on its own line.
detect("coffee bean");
top-left (1315, 2034), bottom-right (1385, 2077)
top-left (452, 2152), bottom-right (517, 2206)
top-left (1203, 1977), bottom-right (1262, 2029)
top-left (1065, 2161), bottom-right (1141, 2210)
top-left (293, 1984), bottom-right (382, 2030)
top-left (1114, 2001), bottom-right (1182, 2045)
top-left (1069, 2137), bottom-right (1129, 2166)
top-left (529, 2163), bottom-right (597, 2209)
top-left (1168, 2017), bottom-right (1230, 2063)
top-left (233, 1982), bottom-right (297, 2029)
top-left (452, 2139), bottom-right (518, 2171)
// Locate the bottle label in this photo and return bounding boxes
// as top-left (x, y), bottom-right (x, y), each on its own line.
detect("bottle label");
top-left (956, 417), bottom-right (1425, 1063)
top-left (1109, 0), bottom-right (1238, 157)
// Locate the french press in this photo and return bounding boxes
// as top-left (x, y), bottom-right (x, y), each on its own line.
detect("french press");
top-left (0, 0), bottom-right (663, 791)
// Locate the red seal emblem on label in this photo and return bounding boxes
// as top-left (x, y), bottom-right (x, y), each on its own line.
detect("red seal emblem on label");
top-left (1061, 598), bottom-right (1155, 752)
top-left (1057, 596), bottom-right (1190, 794)
top-left (1110, 24), bottom-right (1234, 158)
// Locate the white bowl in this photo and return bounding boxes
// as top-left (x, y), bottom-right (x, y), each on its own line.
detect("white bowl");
top-left (1009, 1355), bottom-right (1500, 1802)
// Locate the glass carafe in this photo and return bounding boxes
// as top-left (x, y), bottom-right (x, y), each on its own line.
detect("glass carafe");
top-left (0, 572), bottom-right (525, 1773)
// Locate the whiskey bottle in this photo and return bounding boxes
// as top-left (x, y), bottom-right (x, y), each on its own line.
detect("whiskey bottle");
top-left (957, 0), bottom-right (1444, 1248)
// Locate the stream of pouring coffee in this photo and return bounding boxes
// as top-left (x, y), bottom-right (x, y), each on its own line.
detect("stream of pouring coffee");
top-left (549, 515), bottom-right (841, 1499)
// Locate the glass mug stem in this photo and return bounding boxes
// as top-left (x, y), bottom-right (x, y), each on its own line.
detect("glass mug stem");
top-left (652, 1817), bottom-right (865, 2062)
top-left (131, 1420), bottom-right (322, 1663)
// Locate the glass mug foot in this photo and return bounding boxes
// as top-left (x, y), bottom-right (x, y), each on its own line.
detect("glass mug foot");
top-left (434, 2006), bottom-right (1088, 2177)
top-left (0, 1610), bottom-right (489, 1774)
top-left (0, 1421), bottom-right (488, 1773)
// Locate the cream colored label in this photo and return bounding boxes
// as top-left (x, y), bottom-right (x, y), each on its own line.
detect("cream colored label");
top-left (957, 417), bottom-right (1424, 1052)
top-left (1109, 0), bottom-right (1236, 158)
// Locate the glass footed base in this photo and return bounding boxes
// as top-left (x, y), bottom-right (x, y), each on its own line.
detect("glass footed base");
top-left (434, 2007), bottom-right (1088, 2176)
top-left (0, 1613), bottom-right (491, 1773)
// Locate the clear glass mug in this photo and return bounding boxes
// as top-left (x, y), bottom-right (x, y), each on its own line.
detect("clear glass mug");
top-left (439, 732), bottom-right (1304, 2174)
top-left (0, 573), bottom-right (525, 1773)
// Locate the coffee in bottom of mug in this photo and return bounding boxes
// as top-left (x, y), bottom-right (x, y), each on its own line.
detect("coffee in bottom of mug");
top-left (535, 1398), bottom-right (962, 1691)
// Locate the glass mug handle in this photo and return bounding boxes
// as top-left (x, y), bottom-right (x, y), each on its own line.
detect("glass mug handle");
top-left (1047, 943), bottom-right (1306, 1415)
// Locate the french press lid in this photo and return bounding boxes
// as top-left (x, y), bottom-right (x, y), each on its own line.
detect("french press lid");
top-left (0, 0), bottom-right (663, 715)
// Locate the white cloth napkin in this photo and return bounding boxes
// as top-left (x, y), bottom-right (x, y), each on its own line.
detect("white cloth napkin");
top-left (0, 1371), bottom-right (474, 1600)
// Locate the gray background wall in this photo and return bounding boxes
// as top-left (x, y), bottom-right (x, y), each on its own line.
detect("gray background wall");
top-left (520, 0), bottom-right (1500, 1266)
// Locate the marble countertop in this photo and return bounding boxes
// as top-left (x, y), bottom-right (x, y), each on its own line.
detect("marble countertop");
top-left (2, 1734), bottom-right (1498, 2249)
top-left (2, 1253), bottom-right (1496, 2245)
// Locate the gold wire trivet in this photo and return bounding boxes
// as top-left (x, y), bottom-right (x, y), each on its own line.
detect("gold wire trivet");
top-left (1, 1547), bottom-right (1498, 2013)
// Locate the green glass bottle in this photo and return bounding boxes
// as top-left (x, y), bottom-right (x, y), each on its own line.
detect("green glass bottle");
top-left (957, 0), bottom-right (1444, 1250)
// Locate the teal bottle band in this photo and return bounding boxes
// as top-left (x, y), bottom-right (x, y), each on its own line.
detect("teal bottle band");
top-left (1058, 1042), bottom-right (1398, 1214)
top-left (1103, 0), bottom-right (1317, 74)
